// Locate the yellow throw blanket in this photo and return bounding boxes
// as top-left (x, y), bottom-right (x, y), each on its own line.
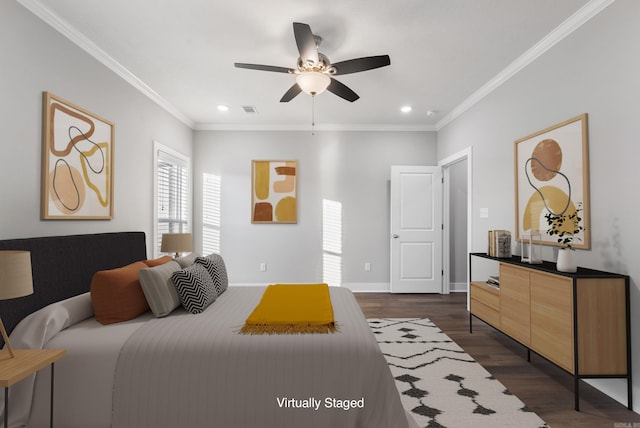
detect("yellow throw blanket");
top-left (240, 283), bottom-right (337, 335)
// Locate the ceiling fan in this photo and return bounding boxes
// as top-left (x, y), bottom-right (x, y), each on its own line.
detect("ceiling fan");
top-left (235, 22), bottom-right (391, 102)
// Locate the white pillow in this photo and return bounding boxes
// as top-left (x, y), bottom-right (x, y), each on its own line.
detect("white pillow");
top-left (139, 260), bottom-right (182, 317)
top-left (8, 292), bottom-right (93, 350)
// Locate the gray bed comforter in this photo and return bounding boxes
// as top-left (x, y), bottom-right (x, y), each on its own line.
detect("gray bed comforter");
top-left (111, 286), bottom-right (412, 428)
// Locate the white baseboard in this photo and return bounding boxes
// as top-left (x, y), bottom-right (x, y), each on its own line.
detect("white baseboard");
top-left (229, 282), bottom-right (392, 292)
top-left (342, 283), bottom-right (391, 293)
top-left (449, 282), bottom-right (468, 292)
top-left (230, 282), bottom-right (466, 293)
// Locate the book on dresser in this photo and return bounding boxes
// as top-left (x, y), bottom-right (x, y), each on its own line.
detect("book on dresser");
top-left (486, 275), bottom-right (500, 287)
top-left (487, 230), bottom-right (511, 258)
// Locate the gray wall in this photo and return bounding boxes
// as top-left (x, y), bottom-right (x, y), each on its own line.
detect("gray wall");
top-left (448, 159), bottom-right (468, 287)
top-left (0, 0), bottom-right (192, 254)
top-left (193, 130), bottom-right (437, 290)
top-left (437, 0), bottom-right (639, 410)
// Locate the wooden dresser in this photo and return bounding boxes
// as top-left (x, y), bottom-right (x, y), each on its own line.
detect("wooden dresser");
top-left (468, 253), bottom-right (632, 411)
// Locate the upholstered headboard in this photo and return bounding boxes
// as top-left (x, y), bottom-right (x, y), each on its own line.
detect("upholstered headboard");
top-left (0, 231), bottom-right (147, 345)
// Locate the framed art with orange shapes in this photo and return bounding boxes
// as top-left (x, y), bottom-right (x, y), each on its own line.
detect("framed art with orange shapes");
top-left (41, 92), bottom-right (114, 220)
top-left (251, 160), bottom-right (297, 223)
top-left (514, 113), bottom-right (590, 249)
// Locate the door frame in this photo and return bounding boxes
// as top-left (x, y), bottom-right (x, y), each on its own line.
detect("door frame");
top-left (438, 147), bottom-right (473, 300)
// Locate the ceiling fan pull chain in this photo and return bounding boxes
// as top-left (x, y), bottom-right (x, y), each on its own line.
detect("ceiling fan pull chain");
top-left (311, 94), bottom-right (316, 135)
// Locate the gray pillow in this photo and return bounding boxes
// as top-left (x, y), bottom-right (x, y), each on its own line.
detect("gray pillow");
top-left (195, 254), bottom-right (229, 296)
top-left (175, 252), bottom-right (199, 268)
top-left (139, 260), bottom-right (182, 317)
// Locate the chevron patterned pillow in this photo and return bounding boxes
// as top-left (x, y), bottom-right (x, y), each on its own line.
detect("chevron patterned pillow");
top-left (195, 254), bottom-right (229, 296)
top-left (171, 263), bottom-right (217, 314)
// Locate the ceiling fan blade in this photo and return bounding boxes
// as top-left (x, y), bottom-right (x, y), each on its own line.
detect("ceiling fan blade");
top-left (293, 22), bottom-right (319, 65)
top-left (234, 63), bottom-right (295, 74)
top-left (331, 55), bottom-right (391, 75)
top-left (280, 84), bottom-right (302, 102)
top-left (327, 78), bottom-right (360, 102)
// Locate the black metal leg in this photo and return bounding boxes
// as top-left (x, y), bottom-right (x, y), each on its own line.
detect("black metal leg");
top-left (626, 278), bottom-right (633, 411)
top-left (527, 349), bottom-right (530, 362)
top-left (4, 386), bottom-right (7, 428)
top-left (50, 363), bottom-right (55, 428)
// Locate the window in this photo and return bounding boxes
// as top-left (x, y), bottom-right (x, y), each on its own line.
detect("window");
top-left (202, 173), bottom-right (221, 254)
top-left (322, 199), bottom-right (342, 286)
top-left (154, 142), bottom-right (190, 257)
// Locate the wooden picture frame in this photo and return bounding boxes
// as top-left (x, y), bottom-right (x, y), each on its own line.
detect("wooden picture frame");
top-left (251, 160), bottom-right (297, 223)
top-left (514, 113), bottom-right (590, 249)
top-left (42, 92), bottom-right (114, 219)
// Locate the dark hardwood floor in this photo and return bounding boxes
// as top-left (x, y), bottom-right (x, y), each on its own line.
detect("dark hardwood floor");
top-left (354, 292), bottom-right (639, 428)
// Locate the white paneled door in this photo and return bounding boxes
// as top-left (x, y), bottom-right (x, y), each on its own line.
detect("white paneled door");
top-left (390, 166), bottom-right (443, 293)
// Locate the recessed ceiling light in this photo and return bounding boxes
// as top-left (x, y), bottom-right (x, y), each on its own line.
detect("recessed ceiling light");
top-left (426, 110), bottom-right (438, 117)
top-left (217, 105), bottom-right (229, 112)
top-left (400, 106), bottom-right (412, 113)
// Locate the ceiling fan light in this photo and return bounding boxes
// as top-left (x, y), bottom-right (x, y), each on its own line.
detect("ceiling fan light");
top-left (296, 72), bottom-right (331, 96)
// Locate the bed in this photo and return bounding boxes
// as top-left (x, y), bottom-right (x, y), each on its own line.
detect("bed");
top-left (0, 232), bottom-right (415, 428)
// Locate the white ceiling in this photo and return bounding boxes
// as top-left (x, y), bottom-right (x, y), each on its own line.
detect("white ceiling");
top-left (22, 0), bottom-right (602, 130)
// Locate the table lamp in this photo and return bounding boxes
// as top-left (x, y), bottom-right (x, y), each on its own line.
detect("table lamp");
top-left (160, 233), bottom-right (192, 258)
top-left (0, 251), bottom-right (34, 358)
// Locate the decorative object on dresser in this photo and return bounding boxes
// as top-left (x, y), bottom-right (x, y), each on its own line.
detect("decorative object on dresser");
top-left (544, 207), bottom-right (584, 272)
top-left (0, 251), bottom-right (33, 358)
top-left (555, 248), bottom-right (577, 273)
top-left (519, 232), bottom-right (542, 264)
top-left (41, 92), bottom-right (115, 220)
top-left (514, 113), bottom-right (590, 250)
top-left (468, 253), bottom-right (632, 412)
top-left (487, 230), bottom-right (511, 258)
top-left (160, 232), bottom-right (192, 258)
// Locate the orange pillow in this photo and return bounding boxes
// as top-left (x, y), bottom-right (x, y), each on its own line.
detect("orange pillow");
top-left (90, 261), bottom-right (150, 325)
top-left (143, 255), bottom-right (173, 267)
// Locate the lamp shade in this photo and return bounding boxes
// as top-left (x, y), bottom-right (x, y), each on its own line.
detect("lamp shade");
top-left (296, 71), bottom-right (331, 96)
top-left (161, 233), bottom-right (193, 255)
top-left (0, 250), bottom-right (34, 300)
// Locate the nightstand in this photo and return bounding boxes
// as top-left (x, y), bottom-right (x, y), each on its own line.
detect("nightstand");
top-left (0, 349), bottom-right (66, 428)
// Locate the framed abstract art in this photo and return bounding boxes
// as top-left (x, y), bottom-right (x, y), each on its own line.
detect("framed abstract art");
top-left (251, 160), bottom-right (297, 223)
top-left (42, 92), bottom-right (114, 219)
top-left (514, 113), bottom-right (590, 249)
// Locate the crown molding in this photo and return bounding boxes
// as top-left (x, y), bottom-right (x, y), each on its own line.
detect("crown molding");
top-left (436, 0), bottom-right (615, 130)
top-left (194, 122), bottom-right (437, 132)
top-left (19, 0), bottom-right (613, 134)
top-left (17, 0), bottom-right (194, 129)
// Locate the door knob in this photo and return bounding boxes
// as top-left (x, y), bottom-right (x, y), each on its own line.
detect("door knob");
top-left (392, 234), bottom-right (399, 238)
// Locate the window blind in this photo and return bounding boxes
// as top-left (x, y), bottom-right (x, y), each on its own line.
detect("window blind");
top-left (155, 144), bottom-right (190, 256)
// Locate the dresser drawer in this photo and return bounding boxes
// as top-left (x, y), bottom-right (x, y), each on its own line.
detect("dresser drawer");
top-left (470, 281), bottom-right (500, 328)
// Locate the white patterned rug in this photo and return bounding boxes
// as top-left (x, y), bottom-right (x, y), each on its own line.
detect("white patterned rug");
top-left (368, 318), bottom-right (549, 428)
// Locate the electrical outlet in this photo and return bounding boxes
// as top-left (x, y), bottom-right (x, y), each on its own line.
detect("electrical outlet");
top-left (260, 263), bottom-right (267, 272)
top-left (364, 262), bottom-right (371, 272)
